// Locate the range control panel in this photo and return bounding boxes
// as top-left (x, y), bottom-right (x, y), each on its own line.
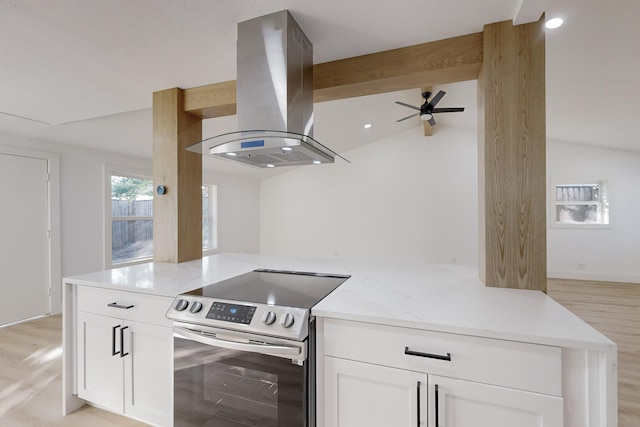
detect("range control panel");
top-left (166, 296), bottom-right (310, 341)
top-left (206, 301), bottom-right (257, 324)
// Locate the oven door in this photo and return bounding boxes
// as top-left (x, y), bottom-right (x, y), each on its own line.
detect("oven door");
top-left (173, 323), bottom-right (309, 427)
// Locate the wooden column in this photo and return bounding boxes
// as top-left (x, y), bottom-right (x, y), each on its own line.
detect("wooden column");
top-left (152, 88), bottom-right (203, 263)
top-left (478, 18), bottom-right (546, 291)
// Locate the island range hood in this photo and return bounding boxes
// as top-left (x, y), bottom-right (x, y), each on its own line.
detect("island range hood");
top-left (188, 10), bottom-right (344, 168)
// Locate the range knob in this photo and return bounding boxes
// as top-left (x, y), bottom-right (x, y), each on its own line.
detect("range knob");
top-left (280, 313), bottom-right (295, 328)
top-left (189, 301), bottom-right (203, 313)
top-left (261, 311), bottom-right (277, 325)
top-left (175, 299), bottom-right (189, 311)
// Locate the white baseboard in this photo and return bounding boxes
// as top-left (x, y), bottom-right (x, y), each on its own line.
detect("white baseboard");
top-left (548, 270), bottom-right (640, 284)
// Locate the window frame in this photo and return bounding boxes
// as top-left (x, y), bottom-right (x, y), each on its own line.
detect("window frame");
top-left (202, 184), bottom-right (219, 256)
top-left (105, 165), bottom-right (219, 268)
top-left (105, 165), bottom-right (155, 269)
top-left (549, 177), bottom-right (612, 229)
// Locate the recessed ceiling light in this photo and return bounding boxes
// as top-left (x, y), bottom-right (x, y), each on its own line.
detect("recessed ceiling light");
top-left (312, 160), bottom-right (321, 165)
top-left (364, 123), bottom-right (372, 129)
top-left (266, 164), bottom-right (275, 168)
top-left (282, 147), bottom-right (293, 151)
top-left (226, 152), bottom-right (237, 156)
top-left (545, 17), bottom-right (564, 29)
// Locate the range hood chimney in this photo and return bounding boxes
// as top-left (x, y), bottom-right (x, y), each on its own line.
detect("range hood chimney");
top-left (188, 10), bottom-right (343, 168)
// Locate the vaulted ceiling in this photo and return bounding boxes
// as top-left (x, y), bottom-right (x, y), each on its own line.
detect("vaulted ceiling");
top-left (1, 0), bottom-right (638, 178)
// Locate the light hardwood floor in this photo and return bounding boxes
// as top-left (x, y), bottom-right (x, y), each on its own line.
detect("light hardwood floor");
top-left (548, 278), bottom-right (640, 427)
top-left (0, 314), bottom-right (147, 426)
top-left (1, 281), bottom-right (637, 426)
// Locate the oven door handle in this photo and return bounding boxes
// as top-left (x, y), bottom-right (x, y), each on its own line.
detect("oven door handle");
top-left (173, 327), bottom-right (302, 356)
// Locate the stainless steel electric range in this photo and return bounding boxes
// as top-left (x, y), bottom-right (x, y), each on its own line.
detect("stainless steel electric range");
top-left (166, 268), bottom-right (350, 427)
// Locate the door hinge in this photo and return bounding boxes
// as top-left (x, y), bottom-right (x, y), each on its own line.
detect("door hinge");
top-left (47, 230), bottom-right (51, 239)
top-left (48, 287), bottom-right (51, 296)
top-left (46, 173), bottom-right (51, 182)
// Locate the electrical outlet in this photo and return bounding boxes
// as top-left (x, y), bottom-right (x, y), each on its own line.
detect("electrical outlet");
top-left (578, 262), bottom-right (585, 270)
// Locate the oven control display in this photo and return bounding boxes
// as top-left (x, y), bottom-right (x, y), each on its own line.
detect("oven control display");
top-left (206, 302), bottom-right (257, 324)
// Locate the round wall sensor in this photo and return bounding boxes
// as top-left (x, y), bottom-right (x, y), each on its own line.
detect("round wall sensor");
top-left (156, 185), bottom-right (167, 195)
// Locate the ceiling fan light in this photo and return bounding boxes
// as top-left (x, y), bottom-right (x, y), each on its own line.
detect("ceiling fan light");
top-left (420, 113), bottom-right (433, 121)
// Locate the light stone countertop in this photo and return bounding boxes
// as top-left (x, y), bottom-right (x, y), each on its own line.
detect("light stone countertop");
top-left (64, 252), bottom-right (614, 351)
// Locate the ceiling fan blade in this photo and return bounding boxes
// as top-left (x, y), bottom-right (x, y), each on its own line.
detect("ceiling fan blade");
top-left (432, 107), bottom-right (465, 113)
top-left (396, 113), bottom-right (420, 122)
top-left (395, 101), bottom-right (420, 111)
top-left (428, 90), bottom-right (446, 108)
top-left (423, 120), bottom-right (434, 136)
top-left (428, 116), bottom-right (436, 126)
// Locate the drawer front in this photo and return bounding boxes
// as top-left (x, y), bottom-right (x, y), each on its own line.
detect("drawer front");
top-left (322, 318), bottom-right (562, 396)
top-left (77, 286), bottom-right (174, 327)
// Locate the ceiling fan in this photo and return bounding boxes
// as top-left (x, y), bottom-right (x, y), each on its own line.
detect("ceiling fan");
top-left (395, 90), bottom-right (465, 126)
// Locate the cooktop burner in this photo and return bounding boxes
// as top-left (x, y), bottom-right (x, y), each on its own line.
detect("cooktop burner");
top-left (187, 269), bottom-right (350, 309)
top-left (167, 269), bottom-right (350, 341)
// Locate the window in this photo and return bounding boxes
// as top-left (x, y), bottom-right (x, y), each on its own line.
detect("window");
top-left (106, 167), bottom-right (218, 267)
top-left (551, 180), bottom-right (609, 227)
top-left (202, 184), bottom-right (218, 253)
top-left (110, 174), bottom-right (154, 264)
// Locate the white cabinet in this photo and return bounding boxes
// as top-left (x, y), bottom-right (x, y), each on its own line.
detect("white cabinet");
top-left (428, 375), bottom-right (563, 427)
top-left (124, 320), bottom-right (173, 424)
top-left (325, 356), bottom-right (428, 427)
top-left (77, 311), bottom-right (123, 411)
top-left (321, 318), bottom-right (564, 427)
top-left (76, 286), bottom-right (173, 426)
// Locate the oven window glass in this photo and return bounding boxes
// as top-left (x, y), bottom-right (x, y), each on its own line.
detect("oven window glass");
top-left (175, 336), bottom-right (307, 427)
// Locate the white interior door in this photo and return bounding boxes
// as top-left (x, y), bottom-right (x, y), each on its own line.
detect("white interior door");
top-left (0, 152), bottom-right (50, 326)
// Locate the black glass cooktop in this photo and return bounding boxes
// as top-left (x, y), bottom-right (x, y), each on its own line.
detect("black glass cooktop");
top-left (187, 269), bottom-right (350, 309)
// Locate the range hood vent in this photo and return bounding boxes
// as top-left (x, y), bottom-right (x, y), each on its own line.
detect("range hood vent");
top-left (188, 10), bottom-right (345, 168)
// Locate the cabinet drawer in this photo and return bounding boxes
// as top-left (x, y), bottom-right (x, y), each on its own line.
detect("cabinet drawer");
top-left (77, 286), bottom-right (174, 327)
top-left (323, 318), bottom-right (562, 396)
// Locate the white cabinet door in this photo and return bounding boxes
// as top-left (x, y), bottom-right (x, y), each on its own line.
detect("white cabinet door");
top-left (123, 320), bottom-right (173, 426)
top-left (428, 375), bottom-right (564, 427)
top-left (76, 311), bottom-right (124, 412)
top-left (325, 356), bottom-right (428, 427)
top-left (77, 311), bottom-right (173, 425)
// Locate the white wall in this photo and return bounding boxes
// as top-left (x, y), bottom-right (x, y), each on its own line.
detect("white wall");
top-left (260, 127), bottom-right (640, 284)
top-left (260, 126), bottom-right (479, 265)
top-left (203, 170), bottom-right (260, 255)
top-left (547, 140), bottom-right (640, 283)
top-left (1, 131), bottom-right (261, 315)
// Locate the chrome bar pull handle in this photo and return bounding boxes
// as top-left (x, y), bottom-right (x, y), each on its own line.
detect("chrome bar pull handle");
top-left (435, 384), bottom-right (440, 427)
top-left (108, 302), bottom-right (134, 309)
top-left (404, 347), bottom-right (451, 361)
top-left (173, 326), bottom-right (303, 356)
top-left (111, 325), bottom-right (120, 356)
top-left (416, 381), bottom-right (421, 427)
top-left (120, 326), bottom-right (129, 357)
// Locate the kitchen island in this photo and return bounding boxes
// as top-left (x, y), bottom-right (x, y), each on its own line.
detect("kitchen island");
top-left (62, 253), bottom-right (616, 426)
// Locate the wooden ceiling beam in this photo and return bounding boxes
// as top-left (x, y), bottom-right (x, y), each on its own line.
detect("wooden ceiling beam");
top-left (183, 80), bottom-right (237, 119)
top-left (314, 33), bottom-right (482, 103)
top-left (183, 32), bottom-right (483, 119)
